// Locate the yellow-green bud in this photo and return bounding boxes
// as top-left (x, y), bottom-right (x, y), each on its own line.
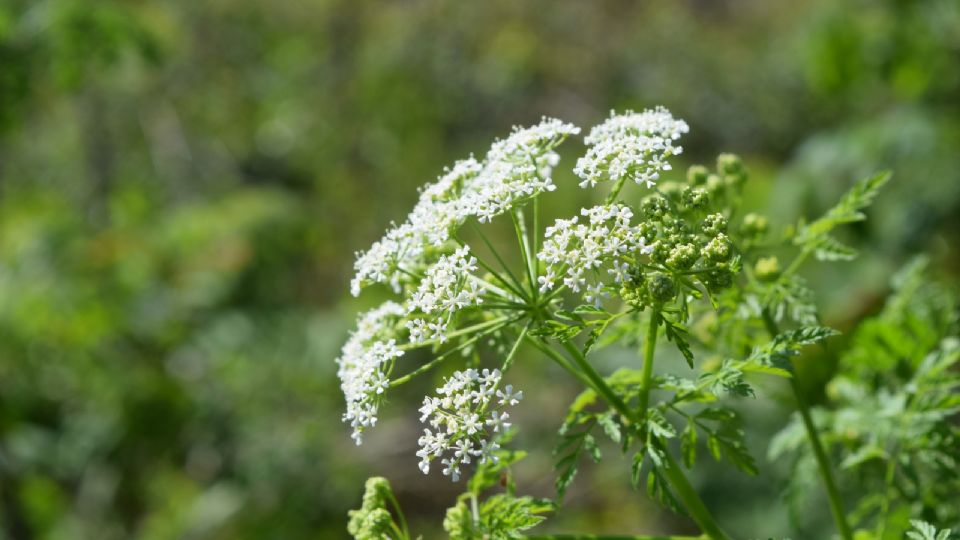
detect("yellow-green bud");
top-left (741, 213), bottom-right (769, 236)
top-left (687, 164), bottom-right (710, 186)
top-left (702, 233), bottom-right (732, 262)
top-left (755, 256), bottom-right (781, 281)
top-left (701, 213), bottom-right (727, 236)
top-left (667, 243), bottom-right (698, 270)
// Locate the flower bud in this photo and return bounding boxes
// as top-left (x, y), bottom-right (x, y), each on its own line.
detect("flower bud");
top-left (755, 256), bottom-right (781, 281)
top-left (702, 233), bottom-right (732, 262)
top-left (681, 187), bottom-right (709, 211)
top-left (702, 268), bottom-right (734, 292)
top-left (687, 164), bottom-right (710, 186)
top-left (701, 213), bottom-right (727, 236)
top-left (717, 153), bottom-right (744, 176)
top-left (647, 273), bottom-right (678, 304)
top-left (641, 196), bottom-right (670, 220)
top-left (667, 243), bottom-right (698, 270)
top-left (741, 213), bottom-right (769, 237)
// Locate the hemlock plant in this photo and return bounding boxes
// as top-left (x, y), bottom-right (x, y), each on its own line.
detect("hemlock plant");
top-left (336, 107), bottom-right (958, 539)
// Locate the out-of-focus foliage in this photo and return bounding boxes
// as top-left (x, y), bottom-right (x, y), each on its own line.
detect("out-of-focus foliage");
top-left (0, 0), bottom-right (957, 538)
top-left (771, 259), bottom-right (959, 539)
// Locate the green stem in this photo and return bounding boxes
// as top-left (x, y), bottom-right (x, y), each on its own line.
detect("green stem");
top-left (559, 340), bottom-right (633, 420)
top-left (525, 337), bottom-right (592, 388)
top-left (513, 209), bottom-right (538, 300)
top-left (659, 449), bottom-right (733, 540)
top-left (605, 175), bottom-right (629, 204)
top-left (391, 318), bottom-right (517, 385)
top-left (459, 231), bottom-right (529, 301)
top-left (637, 311), bottom-right (659, 422)
top-left (553, 339), bottom-right (732, 540)
top-left (398, 317), bottom-right (510, 351)
top-left (384, 489), bottom-right (410, 539)
top-left (761, 310), bottom-right (852, 540)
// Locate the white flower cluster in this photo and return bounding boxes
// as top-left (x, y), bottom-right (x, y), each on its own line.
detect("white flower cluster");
top-left (538, 205), bottom-right (654, 306)
top-left (406, 246), bottom-right (483, 344)
top-left (336, 301), bottom-right (406, 444)
top-left (574, 107), bottom-right (689, 189)
top-left (350, 158), bottom-right (483, 297)
top-left (416, 369), bottom-right (523, 482)
top-left (350, 118), bottom-right (580, 296)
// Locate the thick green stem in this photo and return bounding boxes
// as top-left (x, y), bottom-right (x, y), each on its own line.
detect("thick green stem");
top-left (559, 340), bottom-right (634, 420)
top-left (553, 339), bottom-right (732, 540)
top-left (637, 311), bottom-right (659, 422)
top-left (761, 310), bottom-right (852, 540)
top-left (659, 449), bottom-right (733, 540)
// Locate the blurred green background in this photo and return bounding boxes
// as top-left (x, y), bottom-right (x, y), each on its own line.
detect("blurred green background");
top-left (0, 0), bottom-right (958, 538)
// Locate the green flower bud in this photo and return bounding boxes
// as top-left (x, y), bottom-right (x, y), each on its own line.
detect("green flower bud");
top-left (666, 243), bottom-right (698, 270)
top-left (702, 268), bottom-right (734, 292)
top-left (717, 153), bottom-right (744, 176)
top-left (702, 233), bottom-right (732, 262)
top-left (636, 221), bottom-right (657, 240)
top-left (705, 174), bottom-right (725, 198)
top-left (701, 213), bottom-right (728, 236)
top-left (362, 477), bottom-right (390, 507)
top-left (650, 241), bottom-right (671, 264)
top-left (647, 273), bottom-right (677, 304)
top-left (755, 256), bottom-right (781, 281)
top-left (687, 164), bottom-right (710, 186)
top-left (641, 196), bottom-right (670, 219)
top-left (741, 213), bottom-right (769, 236)
top-left (681, 187), bottom-right (709, 211)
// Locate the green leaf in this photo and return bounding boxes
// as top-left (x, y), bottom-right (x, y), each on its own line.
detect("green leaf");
top-left (811, 234), bottom-right (858, 261)
top-left (907, 520), bottom-right (953, 540)
top-left (797, 171), bottom-right (891, 243)
top-left (662, 314), bottom-right (695, 368)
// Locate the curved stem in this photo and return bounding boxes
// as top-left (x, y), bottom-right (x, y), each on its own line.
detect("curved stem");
top-left (761, 309), bottom-right (852, 540)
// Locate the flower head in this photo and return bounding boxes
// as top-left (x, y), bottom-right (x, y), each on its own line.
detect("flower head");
top-left (574, 107), bottom-right (688, 189)
top-left (337, 301), bottom-right (406, 444)
top-left (416, 369), bottom-right (521, 481)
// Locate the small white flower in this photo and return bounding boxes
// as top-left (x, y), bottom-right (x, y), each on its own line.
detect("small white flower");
top-left (496, 385), bottom-right (523, 406)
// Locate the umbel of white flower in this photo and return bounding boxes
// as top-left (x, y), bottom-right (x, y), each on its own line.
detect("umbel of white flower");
top-left (416, 369), bottom-right (522, 482)
top-left (337, 106), bottom-right (688, 481)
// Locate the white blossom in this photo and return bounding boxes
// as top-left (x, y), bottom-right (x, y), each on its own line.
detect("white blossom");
top-left (416, 369), bottom-right (521, 481)
top-left (336, 302), bottom-right (406, 444)
top-left (350, 118), bottom-right (580, 296)
top-left (574, 107), bottom-right (688, 190)
top-left (405, 246), bottom-right (482, 344)
top-left (538, 204), bottom-right (653, 305)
